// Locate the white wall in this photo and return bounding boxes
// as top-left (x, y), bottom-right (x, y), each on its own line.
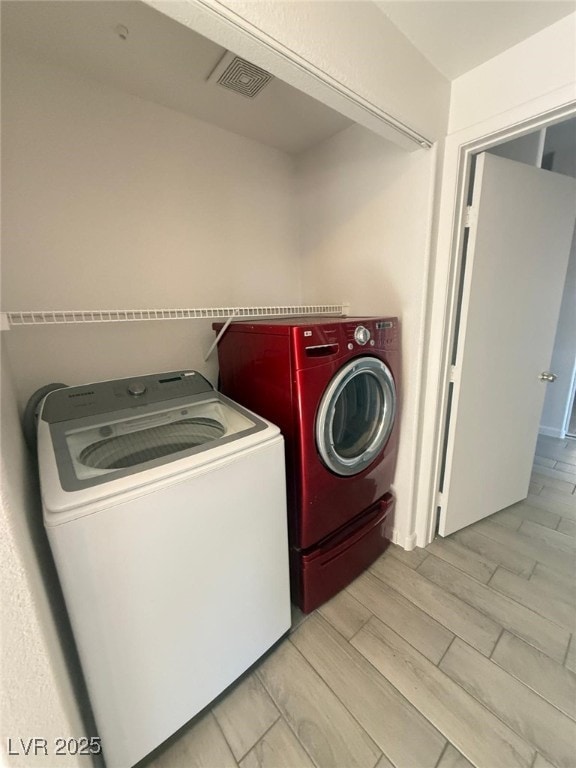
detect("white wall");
top-left (146, 0), bottom-right (450, 147)
top-left (2, 48), bottom-right (301, 406)
top-left (297, 124), bottom-right (436, 548)
top-left (0, 347), bottom-right (89, 767)
top-left (1, 46), bottom-right (303, 753)
top-left (449, 12), bottom-right (576, 134)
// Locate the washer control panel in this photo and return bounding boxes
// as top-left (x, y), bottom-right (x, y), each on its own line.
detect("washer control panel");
top-left (127, 381), bottom-right (147, 397)
top-left (41, 371), bottom-right (213, 423)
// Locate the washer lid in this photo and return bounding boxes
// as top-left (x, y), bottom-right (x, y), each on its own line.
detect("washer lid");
top-left (77, 416), bottom-right (226, 471)
top-left (41, 369), bottom-right (214, 423)
top-left (48, 393), bottom-right (269, 492)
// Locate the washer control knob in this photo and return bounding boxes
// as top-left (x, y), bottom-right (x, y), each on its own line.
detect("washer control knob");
top-left (127, 381), bottom-right (147, 397)
top-left (348, 343), bottom-right (354, 350)
top-left (354, 325), bottom-right (370, 346)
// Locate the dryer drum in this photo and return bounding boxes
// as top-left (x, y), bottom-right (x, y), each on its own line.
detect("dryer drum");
top-left (79, 418), bottom-right (226, 470)
top-left (331, 372), bottom-right (384, 459)
top-left (316, 357), bottom-right (396, 476)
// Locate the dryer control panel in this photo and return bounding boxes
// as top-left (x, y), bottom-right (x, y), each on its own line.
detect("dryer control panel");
top-left (291, 317), bottom-right (399, 370)
top-left (342, 320), bottom-right (398, 352)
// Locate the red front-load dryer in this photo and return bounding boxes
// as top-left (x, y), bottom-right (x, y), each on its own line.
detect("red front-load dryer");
top-left (213, 317), bottom-right (400, 611)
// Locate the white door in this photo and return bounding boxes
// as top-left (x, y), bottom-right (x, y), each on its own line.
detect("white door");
top-left (439, 152), bottom-right (576, 536)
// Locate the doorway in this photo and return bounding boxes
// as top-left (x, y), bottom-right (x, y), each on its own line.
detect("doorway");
top-left (416, 101), bottom-right (576, 547)
top-left (534, 118), bottom-right (576, 443)
top-left (484, 117), bottom-right (576, 524)
top-left (567, 394), bottom-right (576, 438)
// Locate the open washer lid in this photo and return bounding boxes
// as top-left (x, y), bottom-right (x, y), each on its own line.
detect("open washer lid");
top-left (57, 395), bottom-right (264, 490)
top-left (38, 371), bottom-right (274, 515)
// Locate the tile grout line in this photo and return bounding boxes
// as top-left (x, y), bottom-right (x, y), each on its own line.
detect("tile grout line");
top-left (351, 573), bottom-right (461, 661)
top-left (422, 539), bottom-right (501, 581)
top-left (520, 516), bottom-right (576, 543)
top-left (355, 615), bottom-right (536, 768)
top-left (488, 628), bottom-right (506, 661)
top-left (313, 624), bottom-right (452, 763)
top-left (432, 740), bottom-right (450, 768)
top-left (254, 659), bottom-right (326, 768)
top-left (344, 613), bottom-right (376, 646)
top-left (419, 552), bottom-right (573, 650)
top-left (435, 635), bottom-right (458, 669)
top-left (368, 561), bottom-right (503, 657)
top-left (562, 633), bottom-right (572, 668)
top-left (499, 628), bottom-right (571, 673)
top-left (554, 515), bottom-right (563, 531)
top-left (527, 557), bottom-right (539, 580)
top-left (488, 638), bottom-right (576, 724)
top-left (388, 548), bottom-right (429, 571)
top-left (209, 711), bottom-right (241, 768)
top-left (266, 638), bottom-right (385, 768)
top-left (459, 524), bottom-right (574, 579)
top-left (486, 566), bottom-right (498, 587)
top-left (389, 547), bottom-right (519, 615)
top-left (287, 638), bottom-right (386, 768)
top-left (286, 632), bottom-right (440, 767)
top-left (288, 609), bottom-right (313, 635)
top-left (423, 489), bottom-right (576, 665)
top-left (445, 527), bottom-right (538, 579)
top-left (352, 587), bottom-right (458, 664)
top-left (435, 637), bottom-right (546, 767)
top-left (233, 713), bottom-right (282, 766)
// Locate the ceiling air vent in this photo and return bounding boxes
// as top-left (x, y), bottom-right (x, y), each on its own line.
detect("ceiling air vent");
top-left (207, 51), bottom-right (273, 98)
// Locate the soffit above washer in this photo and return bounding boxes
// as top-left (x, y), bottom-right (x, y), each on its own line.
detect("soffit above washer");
top-left (1, 0), bottom-right (351, 155)
top-left (377, 1), bottom-right (576, 80)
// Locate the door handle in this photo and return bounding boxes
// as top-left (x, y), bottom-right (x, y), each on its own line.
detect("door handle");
top-left (539, 371), bottom-right (557, 382)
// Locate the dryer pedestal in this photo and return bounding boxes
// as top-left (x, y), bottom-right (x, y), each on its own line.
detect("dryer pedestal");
top-left (293, 493), bottom-right (394, 613)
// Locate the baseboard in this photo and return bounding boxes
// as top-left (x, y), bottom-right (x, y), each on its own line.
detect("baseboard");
top-left (391, 528), bottom-right (417, 551)
top-left (538, 426), bottom-right (565, 439)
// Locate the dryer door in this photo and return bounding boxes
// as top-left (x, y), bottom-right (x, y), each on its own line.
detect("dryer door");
top-left (316, 357), bottom-right (396, 477)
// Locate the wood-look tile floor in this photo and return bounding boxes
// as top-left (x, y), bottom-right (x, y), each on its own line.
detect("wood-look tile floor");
top-left (145, 436), bottom-right (576, 768)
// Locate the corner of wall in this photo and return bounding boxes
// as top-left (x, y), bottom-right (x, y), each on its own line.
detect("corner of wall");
top-left (0, 344), bottom-right (89, 766)
top-left (391, 527), bottom-right (418, 552)
top-left (448, 11), bottom-right (576, 135)
top-left (538, 426), bottom-right (566, 439)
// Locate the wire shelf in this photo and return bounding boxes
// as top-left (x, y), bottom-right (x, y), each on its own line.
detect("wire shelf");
top-left (3, 304), bottom-right (347, 329)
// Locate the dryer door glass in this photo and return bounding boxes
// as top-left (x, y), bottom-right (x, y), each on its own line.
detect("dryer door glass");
top-left (316, 358), bottom-right (396, 476)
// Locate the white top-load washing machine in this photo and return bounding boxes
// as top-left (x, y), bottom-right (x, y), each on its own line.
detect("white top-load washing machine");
top-left (37, 370), bottom-right (290, 768)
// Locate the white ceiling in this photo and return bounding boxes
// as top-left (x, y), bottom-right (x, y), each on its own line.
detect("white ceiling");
top-left (377, 1), bottom-right (576, 79)
top-left (1, 0), bottom-right (351, 155)
top-left (2, 1), bottom-right (575, 154)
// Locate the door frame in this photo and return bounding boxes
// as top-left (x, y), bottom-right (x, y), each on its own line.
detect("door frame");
top-left (564, 363), bottom-right (576, 437)
top-left (413, 88), bottom-right (576, 548)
